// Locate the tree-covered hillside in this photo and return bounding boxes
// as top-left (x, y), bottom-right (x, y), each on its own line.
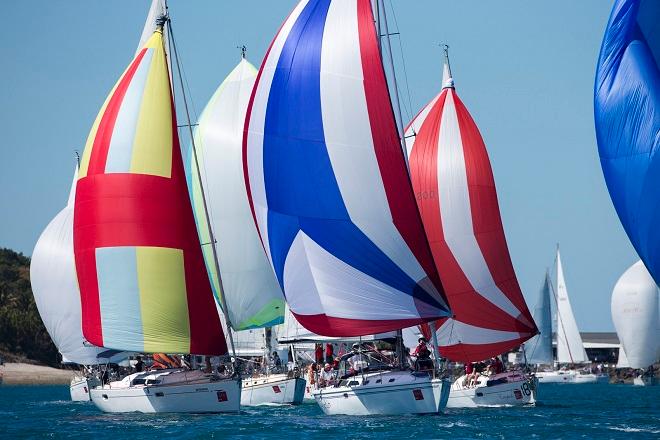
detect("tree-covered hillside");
top-left (0, 248), bottom-right (59, 366)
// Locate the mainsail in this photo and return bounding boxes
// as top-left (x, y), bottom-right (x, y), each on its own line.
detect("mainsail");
top-left (595, 0), bottom-right (660, 284)
top-left (554, 249), bottom-right (588, 364)
top-left (526, 272), bottom-right (553, 365)
top-left (188, 58), bottom-right (285, 331)
top-left (243, 0), bottom-right (451, 337)
top-left (611, 260), bottom-right (660, 369)
top-left (73, 29), bottom-right (226, 355)
top-left (30, 168), bottom-right (107, 365)
top-left (405, 54), bottom-right (537, 362)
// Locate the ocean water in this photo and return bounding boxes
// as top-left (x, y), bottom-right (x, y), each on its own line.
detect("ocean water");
top-left (0, 383), bottom-right (658, 439)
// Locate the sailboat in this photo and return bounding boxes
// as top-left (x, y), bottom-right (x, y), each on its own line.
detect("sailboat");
top-left (72, 1), bottom-right (240, 413)
top-left (536, 247), bottom-right (599, 384)
top-left (594, 0), bottom-right (660, 288)
top-left (30, 166), bottom-right (128, 401)
top-left (243, 0), bottom-right (452, 416)
top-left (187, 50), bottom-right (304, 406)
top-left (611, 261), bottom-right (660, 386)
top-left (405, 47), bottom-right (538, 407)
top-left (525, 272), bottom-right (554, 367)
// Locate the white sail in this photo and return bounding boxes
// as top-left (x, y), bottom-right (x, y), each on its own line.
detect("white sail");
top-left (526, 272), bottom-right (553, 365)
top-left (189, 58), bottom-right (285, 331)
top-left (136, 0), bottom-right (169, 58)
top-left (30, 168), bottom-right (106, 365)
top-left (555, 248), bottom-right (589, 363)
top-left (611, 260), bottom-right (660, 369)
top-left (616, 345), bottom-right (631, 369)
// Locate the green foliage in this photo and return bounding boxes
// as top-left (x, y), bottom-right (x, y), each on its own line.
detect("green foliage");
top-left (0, 248), bottom-right (59, 366)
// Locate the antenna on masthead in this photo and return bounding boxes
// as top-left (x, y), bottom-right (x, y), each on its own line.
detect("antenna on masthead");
top-left (237, 45), bottom-right (247, 59)
top-left (440, 44), bottom-right (454, 89)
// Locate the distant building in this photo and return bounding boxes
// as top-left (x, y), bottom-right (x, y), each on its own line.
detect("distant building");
top-left (508, 332), bottom-right (621, 365)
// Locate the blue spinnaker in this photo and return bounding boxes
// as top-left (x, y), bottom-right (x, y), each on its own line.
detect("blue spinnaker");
top-left (595, 0), bottom-right (660, 284)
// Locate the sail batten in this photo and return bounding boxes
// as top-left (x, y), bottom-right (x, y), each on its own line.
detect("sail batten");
top-left (73, 30), bottom-right (226, 355)
top-left (406, 59), bottom-right (537, 362)
top-left (244, 0), bottom-right (450, 337)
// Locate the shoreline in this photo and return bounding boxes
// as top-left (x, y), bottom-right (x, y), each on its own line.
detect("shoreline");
top-left (0, 363), bottom-right (75, 385)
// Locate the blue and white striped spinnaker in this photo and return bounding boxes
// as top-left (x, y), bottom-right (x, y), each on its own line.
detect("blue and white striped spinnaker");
top-left (243, 0), bottom-right (451, 337)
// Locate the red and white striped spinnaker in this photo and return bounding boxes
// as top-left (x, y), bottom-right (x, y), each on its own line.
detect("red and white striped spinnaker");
top-left (405, 52), bottom-right (537, 362)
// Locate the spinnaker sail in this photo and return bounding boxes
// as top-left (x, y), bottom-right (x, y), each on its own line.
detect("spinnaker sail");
top-left (595, 0), bottom-right (660, 284)
top-left (188, 58), bottom-right (285, 331)
top-left (611, 260), bottom-right (660, 369)
top-left (405, 53), bottom-right (537, 362)
top-left (243, 0), bottom-right (451, 337)
top-left (31, 168), bottom-right (107, 365)
top-left (73, 29), bottom-right (226, 355)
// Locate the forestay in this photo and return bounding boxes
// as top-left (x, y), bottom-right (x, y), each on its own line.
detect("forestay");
top-left (595, 0), bottom-right (660, 284)
top-left (188, 58), bottom-right (285, 331)
top-left (243, 0), bottom-right (450, 336)
top-left (73, 30), bottom-right (226, 355)
top-left (405, 58), bottom-right (537, 362)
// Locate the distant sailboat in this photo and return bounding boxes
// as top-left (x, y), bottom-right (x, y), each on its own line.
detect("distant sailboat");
top-left (536, 247), bottom-right (599, 384)
top-left (594, 0), bottom-right (660, 285)
top-left (611, 261), bottom-right (659, 386)
top-left (30, 166), bottom-right (127, 401)
top-left (244, 0), bottom-right (452, 416)
top-left (72, 0), bottom-right (240, 413)
top-left (187, 51), bottom-right (303, 406)
top-left (526, 272), bottom-right (554, 366)
top-left (555, 249), bottom-right (589, 365)
top-left (405, 46), bottom-right (538, 407)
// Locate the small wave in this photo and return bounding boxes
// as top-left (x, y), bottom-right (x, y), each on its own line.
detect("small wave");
top-left (608, 426), bottom-right (660, 434)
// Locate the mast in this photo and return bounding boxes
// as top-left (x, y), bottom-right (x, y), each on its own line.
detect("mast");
top-left (166, 17), bottom-right (237, 361)
top-left (376, 0), bottom-right (409, 172)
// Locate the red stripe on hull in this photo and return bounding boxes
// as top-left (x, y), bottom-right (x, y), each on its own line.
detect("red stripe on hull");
top-left (356, 0), bottom-right (447, 309)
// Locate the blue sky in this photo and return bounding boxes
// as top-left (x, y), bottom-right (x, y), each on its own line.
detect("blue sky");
top-left (0, 1), bottom-right (634, 331)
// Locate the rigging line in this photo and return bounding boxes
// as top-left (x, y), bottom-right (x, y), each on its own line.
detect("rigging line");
top-left (386, 0), bottom-right (414, 123)
top-left (167, 18), bottom-right (237, 361)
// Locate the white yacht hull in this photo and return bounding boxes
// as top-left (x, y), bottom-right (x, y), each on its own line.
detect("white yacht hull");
top-left (313, 371), bottom-right (450, 416)
top-left (241, 374), bottom-right (306, 406)
top-left (90, 370), bottom-right (241, 413)
top-left (536, 370), bottom-right (602, 384)
top-left (633, 376), bottom-right (658, 386)
top-left (303, 383), bottom-right (315, 402)
top-left (446, 373), bottom-right (536, 408)
top-left (70, 376), bottom-right (100, 402)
